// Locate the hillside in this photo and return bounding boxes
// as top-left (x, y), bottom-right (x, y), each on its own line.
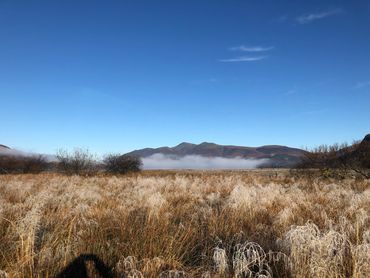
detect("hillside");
top-left (340, 134), bottom-right (370, 174)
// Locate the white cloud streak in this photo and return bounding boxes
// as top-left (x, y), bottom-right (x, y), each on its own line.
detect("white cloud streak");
top-left (142, 154), bottom-right (269, 170)
top-left (230, 46), bottom-right (274, 52)
top-left (219, 56), bottom-right (267, 63)
top-left (297, 8), bottom-right (343, 24)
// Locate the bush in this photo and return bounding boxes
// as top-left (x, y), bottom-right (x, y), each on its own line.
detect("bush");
top-left (22, 155), bottom-right (49, 174)
top-left (56, 148), bottom-right (98, 175)
top-left (340, 138), bottom-right (370, 178)
top-left (0, 155), bottom-right (48, 174)
top-left (297, 139), bottom-right (369, 179)
top-left (103, 154), bottom-right (142, 174)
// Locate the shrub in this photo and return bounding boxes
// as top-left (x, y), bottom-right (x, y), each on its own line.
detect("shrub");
top-left (103, 154), bottom-right (142, 174)
top-left (22, 155), bottom-right (49, 174)
top-left (297, 138), bottom-right (369, 179)
top-left (0, 155), bottom-right (48, 174)
top-left (56, 148), bottom-right (98, 175)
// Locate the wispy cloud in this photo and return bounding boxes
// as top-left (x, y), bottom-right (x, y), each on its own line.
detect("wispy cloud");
top-left (219, 56), bottom-right (267, 63)
top-left (297, 8), bottom-right (343, 24)
top-left (220, 44), bottom-right (272, 63)
top-left (230, 45), bottom-right (274, 52)
top-left (354, 81), bottom-right (370, 89)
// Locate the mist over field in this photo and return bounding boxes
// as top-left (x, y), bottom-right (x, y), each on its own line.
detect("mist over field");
top-left (142, 154), bottom-right (269, 169)
top-left (0, 147), bottom-right (29, 157)
top-left (0, 147), bottom-right (57, 162)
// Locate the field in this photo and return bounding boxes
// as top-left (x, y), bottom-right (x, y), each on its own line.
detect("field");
top-left (0, 170), bottom-right (369, 277)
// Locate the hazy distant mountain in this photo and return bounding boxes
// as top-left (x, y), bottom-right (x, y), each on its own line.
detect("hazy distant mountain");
top-left (126, 142), bottom-right (305, 168)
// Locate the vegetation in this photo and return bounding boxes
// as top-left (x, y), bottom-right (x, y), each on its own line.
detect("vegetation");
top-left (0, 155), bottom-right (48, 174)
top-left (56, 148), bottom-right (98, 176)
top-left (297, 138), bottom-right (370, 179)
top-left (0, 149), bottom-right (143, 177)
top-left (103, 154), bottom-right (142, 174)
top-left (0, 170), bottom-right (369, 277)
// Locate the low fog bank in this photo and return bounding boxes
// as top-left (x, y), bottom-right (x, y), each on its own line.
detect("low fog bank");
top-left (0, 148), bottom-right (57, 162)
top-left (0, 148), bottom-right (30, 157)
top-left (142, 154), bottom-right (269, 170)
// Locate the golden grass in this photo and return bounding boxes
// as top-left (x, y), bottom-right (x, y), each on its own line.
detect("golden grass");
top-left (0, 171), bottom-right (369, 277)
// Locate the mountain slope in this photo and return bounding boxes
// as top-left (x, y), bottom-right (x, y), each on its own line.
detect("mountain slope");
top-left (126, 142), bottom-right (305, 168)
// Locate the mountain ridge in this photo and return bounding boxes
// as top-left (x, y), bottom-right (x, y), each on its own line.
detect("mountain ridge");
top-left (125, 142), bottom-right (305, 168)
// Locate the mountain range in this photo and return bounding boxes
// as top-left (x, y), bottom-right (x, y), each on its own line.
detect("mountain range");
top-left (125, 142), bottom-right (305, 168)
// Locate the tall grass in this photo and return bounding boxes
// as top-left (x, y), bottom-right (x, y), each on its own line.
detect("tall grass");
top-left (0, 171), bottom-right (369, 277)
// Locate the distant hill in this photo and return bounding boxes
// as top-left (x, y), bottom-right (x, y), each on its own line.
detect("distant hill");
top-left (0, 144), bottom-right (18, 156)
top-left (361, 134), bottom-right (370, 144)
top-left (340, 134), bottom-right (370, 171)
top-left (126, 142), bottom-right (305, 168)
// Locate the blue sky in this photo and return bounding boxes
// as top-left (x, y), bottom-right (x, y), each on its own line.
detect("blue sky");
top-left (1, 0), bottom-right (369, 155)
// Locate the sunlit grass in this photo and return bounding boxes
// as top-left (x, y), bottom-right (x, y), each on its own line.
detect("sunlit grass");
top-left (0, 171), bottom-right (369, 277)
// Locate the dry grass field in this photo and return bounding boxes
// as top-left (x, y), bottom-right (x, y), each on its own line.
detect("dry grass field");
top-left (0, 170), bottom-right (369, 277)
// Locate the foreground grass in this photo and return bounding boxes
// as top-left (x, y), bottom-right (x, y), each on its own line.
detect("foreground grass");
top-left (0, 171), bottom-right (369, 277)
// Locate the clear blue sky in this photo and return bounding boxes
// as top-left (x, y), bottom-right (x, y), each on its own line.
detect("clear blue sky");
top-left (1, 0), bottom-right (369, 155)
